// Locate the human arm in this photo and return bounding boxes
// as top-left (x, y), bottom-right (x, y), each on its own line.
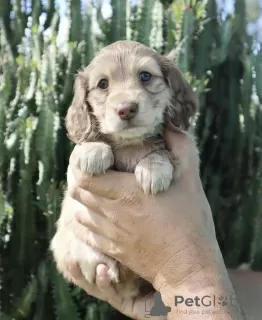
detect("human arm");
top-left (66, 129), bottom-right (246, 319)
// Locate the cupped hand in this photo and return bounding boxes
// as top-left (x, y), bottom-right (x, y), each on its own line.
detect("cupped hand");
top-left (68, 129), bottom-right (222, 292)
top-left (61, 129), bottom-right (244, 320)
top-left (67, 261), bottom-right (166, 320)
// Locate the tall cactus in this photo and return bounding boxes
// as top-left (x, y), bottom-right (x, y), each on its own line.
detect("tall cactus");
top-left (0, 0), bottom-right (261, 319)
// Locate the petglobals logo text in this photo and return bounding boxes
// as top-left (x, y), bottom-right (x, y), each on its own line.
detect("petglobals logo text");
top-left (173, 294), bottom-right (239, 316)
top-left (144, 293), bottom-right (240, 318)
top-left (174, 294), bottom-right (237, 308)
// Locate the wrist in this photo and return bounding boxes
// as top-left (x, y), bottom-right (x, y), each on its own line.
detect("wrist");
top-left (152, 238), bottom-right (223, 292)
top-left (158, 276), bottom-right (244, 320)
top-left (152, 242), bottom-right (245, 319)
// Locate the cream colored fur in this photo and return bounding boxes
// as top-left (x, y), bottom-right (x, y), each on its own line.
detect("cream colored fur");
top-left (50, 40), bottom-right (197, 298)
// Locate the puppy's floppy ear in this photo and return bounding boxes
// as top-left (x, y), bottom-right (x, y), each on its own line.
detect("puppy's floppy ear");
top-left (65, 71), bottom-right (94, 143)
top-left (160, 56), bottom-right (197, 131)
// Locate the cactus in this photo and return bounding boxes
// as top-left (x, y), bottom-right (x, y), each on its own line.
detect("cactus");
top-left (0, 0), bottom-right (261, 319)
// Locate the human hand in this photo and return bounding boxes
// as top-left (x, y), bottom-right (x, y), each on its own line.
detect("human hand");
top-left (67, 129), bottom-right (242, 319)
top-left (69, 130), bottom-right (223, 287)
top-left (67, 262), bottom-right (166, 320)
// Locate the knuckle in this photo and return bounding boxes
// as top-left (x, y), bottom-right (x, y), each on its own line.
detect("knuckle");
top-left (77, 175), bottom-right (91, 190)
top-left (123, 192), bottom-right (141, 207)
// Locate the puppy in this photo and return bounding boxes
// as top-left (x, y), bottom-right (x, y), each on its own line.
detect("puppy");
top-left (50, 40), bottom-right (197, 298)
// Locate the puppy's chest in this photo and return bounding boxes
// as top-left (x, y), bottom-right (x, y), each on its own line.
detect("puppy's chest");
top-left (112, 139), bottom-right (165, 173)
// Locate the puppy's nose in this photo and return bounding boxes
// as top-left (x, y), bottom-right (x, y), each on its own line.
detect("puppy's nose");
top-left (116, 101), bottom-right (138, 120)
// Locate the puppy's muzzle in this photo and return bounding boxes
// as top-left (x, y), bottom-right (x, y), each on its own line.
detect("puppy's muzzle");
top-left (116, 101), bottom-right (138, 120)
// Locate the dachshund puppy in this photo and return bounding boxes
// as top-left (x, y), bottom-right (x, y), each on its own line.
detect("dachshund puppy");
top-left (50, 40), bottom-right (197, 298)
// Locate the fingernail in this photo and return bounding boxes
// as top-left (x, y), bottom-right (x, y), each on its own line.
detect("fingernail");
top-left (97, 264), bottom-right (109, 278)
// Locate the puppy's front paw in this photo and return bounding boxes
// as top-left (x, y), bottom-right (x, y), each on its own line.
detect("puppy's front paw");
top-left (75, 142), bottom-right (114, 175)
top-left (135, 153), bottom-right (174, 195)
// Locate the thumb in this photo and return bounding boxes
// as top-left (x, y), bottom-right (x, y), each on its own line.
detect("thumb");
top-left (164, 128), bottom-right (197, 163)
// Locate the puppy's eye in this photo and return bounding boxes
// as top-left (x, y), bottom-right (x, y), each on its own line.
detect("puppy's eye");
top-left (97, 79), bottom-right (108, 89)
top-left (140, 71), bottom-right (152, 82)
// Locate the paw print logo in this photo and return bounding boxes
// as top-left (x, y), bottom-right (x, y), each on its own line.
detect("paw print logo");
top-left (217, 296), bottom-right (228, 307)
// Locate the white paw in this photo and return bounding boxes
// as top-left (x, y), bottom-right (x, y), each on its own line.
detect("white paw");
top-left (75, 142), bottom-right (114, 176)
top-left (72, 240), bottom-right (119, 284)
top-left (135, 156), bottom-right (174, 195)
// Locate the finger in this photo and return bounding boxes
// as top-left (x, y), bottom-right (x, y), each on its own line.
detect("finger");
top-left (96, 266), bottom-right (166, 320)
top-left (76, 229), bottom-right (122, 260)
top-left (67, 264), bottom-right (106, 301)
top-left (70, 263), bottom-right (118, 302)
top-left (96, 265), bottom-right (133, 316)
top-left (71, 165), bottom-right (138, 199)
top-left (70, 185), bottom-right (104, 214)
top-left (96, 264), bottom-right (119, 293)
top-left (74, 277), bottom-right (107, 302)
top-left (99, 281), bottom-right (166, 320)
top-left (75, 209), bottom-right (124, 241)
top-left (67, 165), bottom-right (105, 213)
top-left (96, 265), bottom-right (140, 319)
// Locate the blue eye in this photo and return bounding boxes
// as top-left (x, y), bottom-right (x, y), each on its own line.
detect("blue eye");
top-left (140, 71), bottom-right (152, 82)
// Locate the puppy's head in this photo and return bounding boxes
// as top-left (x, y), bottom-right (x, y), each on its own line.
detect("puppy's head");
top-left (66, 40), bottom-right (197, 143)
